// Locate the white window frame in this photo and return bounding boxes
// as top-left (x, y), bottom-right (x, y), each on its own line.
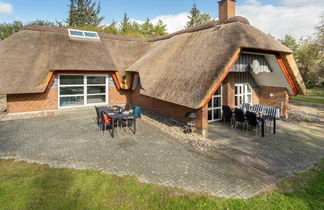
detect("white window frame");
top-left (58, 74), bottom-right (109, 109)
top-left (235, 83), bottom-right (253, 107)
top-left (68, 29), bottom-right (100, 40)
top-left (208, 85), bottom-right (222, 123)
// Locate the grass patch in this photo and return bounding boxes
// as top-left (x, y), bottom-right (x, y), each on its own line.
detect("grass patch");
top-left (0, 159), bottom-right (323, 209)
top-left (291, 96), bottom-right (324, 104)
top-left (307, 88), bottom-right (324, 97)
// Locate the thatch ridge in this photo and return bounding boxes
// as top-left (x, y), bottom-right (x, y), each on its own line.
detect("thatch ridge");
top-left (23, 16), bottom-right (250, 43)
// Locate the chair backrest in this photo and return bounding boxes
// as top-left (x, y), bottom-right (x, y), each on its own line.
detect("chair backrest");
top-left (125, 104), bottom-right (131, 111)
top-left (100, 111), bottom-right (112, 124)
top-left (222, 105), bottom-right (232, 119)
top-left (234, 108), bottom-right (245, 123)
top-left (251, 104), bottom-right (264, 114)
top-left (264, 106), bottom-right (280, 118)
top-left (241, 103), bottom-right (250, 112)
top-left (95, 106), bottom-right (100, 119)
top-left (133, 106), bottom-right (141, 118)
top-left (246, 111), bottom-right (258, 126)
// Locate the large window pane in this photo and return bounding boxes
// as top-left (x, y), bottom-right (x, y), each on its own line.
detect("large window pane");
top-left (208, 110), bottom-right (212, 121)
top-left (214, 109), bottom-right (221, 120)
top-left (60, 96), bottom-right (84, 107)
top-left (213, 97), bottom-right (221, 108)
top-left (87, 86), bottom-right (106, 94)
top-left (215, 87), bottom-right (221, 95)
top-left (87, 95), bottom-right (106, 104)
top-left (247, 94), bottom-right (252, 104)
top-left (208, 99), bottom-right (212, 108)
top-left (60, 75), bottom-right (84, 85)
top-left (69, 30), bottom-right (84, 36)
top-left (87, 76), bottom-right (106, 85)
top-left (84, 32), bottom-right (98, 38)
top-left (60, 87), bottom-right (84, 95)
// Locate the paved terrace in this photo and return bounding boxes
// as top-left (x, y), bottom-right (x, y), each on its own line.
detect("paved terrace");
top-left (0, 109), bottom-right (323, 199)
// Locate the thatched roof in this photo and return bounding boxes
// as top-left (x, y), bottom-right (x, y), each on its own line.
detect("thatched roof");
top-left (0, 16), bottom-right (306, 109)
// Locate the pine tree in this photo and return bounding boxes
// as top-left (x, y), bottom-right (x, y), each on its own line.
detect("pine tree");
top-left (120, 13), bottom-right (132, 34)
top-left (0, 21), bottom-right (23, 40)
top-left (186, 3), bottom-right (200, 28)
top-left (186, 3), bottom-right (213, 28)
top-left (67, 0), bottom-right (104, 27)
top-left (153, 20), bottom-right (167, 37)
top-left (141, 18), bottom-right (155, 37)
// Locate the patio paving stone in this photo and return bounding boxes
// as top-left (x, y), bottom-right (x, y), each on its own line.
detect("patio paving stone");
top-left (0, 109), bottom-right (323, 199)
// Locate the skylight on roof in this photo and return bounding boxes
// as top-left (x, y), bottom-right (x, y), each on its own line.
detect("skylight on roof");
top-left (68, 29), bottom-right (100, 40)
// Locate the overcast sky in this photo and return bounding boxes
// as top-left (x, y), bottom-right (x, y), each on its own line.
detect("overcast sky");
top-left (0, 0), bottom-right (323, 39)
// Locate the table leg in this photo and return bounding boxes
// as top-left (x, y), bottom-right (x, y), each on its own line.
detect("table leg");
top-left (261, 119), bottom-right (265, 137)
top-left (273, 117), bottom-right (276, 134)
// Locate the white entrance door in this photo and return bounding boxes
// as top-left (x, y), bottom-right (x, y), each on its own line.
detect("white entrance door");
top-left (235, 83), bottom-right (252, 107)
top-left (208, 86), bottom-right (222, 122)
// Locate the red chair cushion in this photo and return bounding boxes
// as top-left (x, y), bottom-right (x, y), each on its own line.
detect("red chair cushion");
top-left (103, 114), bottom-right (112, 124)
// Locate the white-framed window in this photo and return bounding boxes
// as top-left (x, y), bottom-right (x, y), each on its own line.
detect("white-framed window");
top-left (58, 74), bottom-right (109, 108)
top-left (68, 29), bottom-right (100, 40)
top-left (235, 83), bottom-right (252, 107)
top-left (208, 85), bottom-right (222, 122)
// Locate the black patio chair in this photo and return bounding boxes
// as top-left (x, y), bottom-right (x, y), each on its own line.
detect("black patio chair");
top-left (125, 104), bottom-right (131, 111)
top-left (234, 108), bottom-right (246, 130)
top-left (241, 103), bottom-right (251, 112)
top-left (95, 106), bottom-right (101, 126)
top-left (99, 111), bottom-right (118, 133)
top-left (245, 111), bottom-right (262, 135)
top-left (250, 104), bottom-right (264, 116)
top-left (263, 106), bottom-right (278, 132)
top-left (222, 105), bottom-right (233, 125)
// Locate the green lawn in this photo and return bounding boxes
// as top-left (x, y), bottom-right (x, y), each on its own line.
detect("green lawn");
top-left (0, 159), bottom-right (323, 209)
top-left (307, 88), bottom-right (324, 97)
top-left (290, 88), bottom-right (324, 104)
top-left (291, 96), bottom-right (324, 104)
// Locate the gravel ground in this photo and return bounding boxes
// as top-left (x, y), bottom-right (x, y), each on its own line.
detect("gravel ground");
top-left (288, 100), bottom-right (324, 124)
top-left (141, 110), bottom-right (222, 152)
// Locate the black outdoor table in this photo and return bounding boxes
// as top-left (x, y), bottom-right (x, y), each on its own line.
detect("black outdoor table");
top-left (258, 115), bottom-right (276, 137)
top-left (231, 108), bottom-right (276, 137)
top-left (97, 107), bottom-right (136, 138)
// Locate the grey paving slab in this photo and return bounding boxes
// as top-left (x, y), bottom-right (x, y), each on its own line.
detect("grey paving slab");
top-left (0, 109), bottom-right (323, 199)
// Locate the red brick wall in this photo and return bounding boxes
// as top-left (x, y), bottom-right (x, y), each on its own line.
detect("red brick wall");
top-left (257, 86), bottom-right (289, 117)
top-left (7, 88), bottom-right (58, 113)
top-left (222, 73), bottom-right (235, 107)
top-left (219, 0), bottom-right (236, 23)
top-left (108, 87), bottom-right (130, 105)
top-left (130, 89), bottom-right (206, 131)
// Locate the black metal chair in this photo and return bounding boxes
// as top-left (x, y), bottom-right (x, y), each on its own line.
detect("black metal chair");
top-left (95, 106), bottom-right (101, 126)
top-left (234, 108), bottom-right (246, 130)
top-left (99, 111), bottom-right (118, 133)
top-left (222, 105), bottom-right (233, 125)
top-left (245, 111), bottom-right (262, 135)
top-left (125, 104), bottom-right (131, 111)
top-left (250, 104), bottom-right (264, 116)
top-left (263, 106), bottom-right (278, 132)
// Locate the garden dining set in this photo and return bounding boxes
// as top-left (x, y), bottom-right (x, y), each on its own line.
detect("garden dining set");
top-left (95, 104), bottom-right (141, 138)
top-left (222, 104), bottom-right (280, 137)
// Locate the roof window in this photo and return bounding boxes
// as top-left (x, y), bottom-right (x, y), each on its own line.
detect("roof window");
top-left (68, 29), bottom-right (100, 40)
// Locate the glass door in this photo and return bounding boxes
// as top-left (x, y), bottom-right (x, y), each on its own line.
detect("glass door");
top-left (235, 83), bottom-right (252, 107)
top-left (208, 86), bottom-right (222, 122)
